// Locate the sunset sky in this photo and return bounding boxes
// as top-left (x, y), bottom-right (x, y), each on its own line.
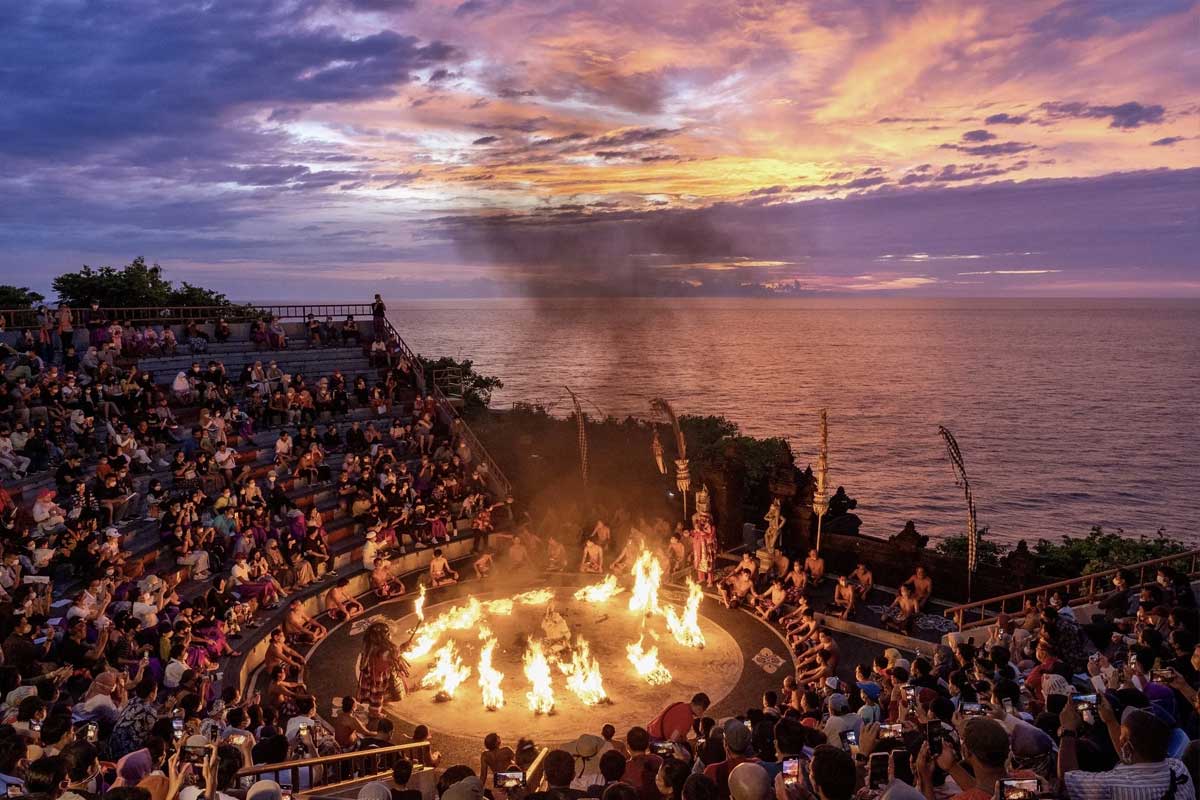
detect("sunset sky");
top-left (2, 0), bottom-right (1198, 298)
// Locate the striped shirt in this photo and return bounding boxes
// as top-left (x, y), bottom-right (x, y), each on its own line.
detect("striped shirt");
top-left (1064, 760), bottom-right (1194, 800)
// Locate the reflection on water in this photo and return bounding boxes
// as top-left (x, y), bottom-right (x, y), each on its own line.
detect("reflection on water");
top-left (393, 298), bottom-right (1200, 545)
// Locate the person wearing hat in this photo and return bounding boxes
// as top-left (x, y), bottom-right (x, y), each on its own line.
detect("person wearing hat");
top-left (822, 693), bottom-right (862, 748)
top-left (857, 680), bottom-right (883, 724)
top-left (703, 719), bottom-right (761, 800)
top-left (1058, 699), bottom-right (1194, 800)
top-left (567, 733), bottom-right (606, 790)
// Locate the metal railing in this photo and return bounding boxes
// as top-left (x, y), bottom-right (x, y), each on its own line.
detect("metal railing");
top-left (0, 303), bottom-right (378, 328)
top-left (944, 548), bottom-right (1200, 631)
top-left (236, 741), bottom-right (432, 792)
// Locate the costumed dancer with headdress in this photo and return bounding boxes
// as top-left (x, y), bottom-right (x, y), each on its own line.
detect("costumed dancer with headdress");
top-left (357, 622), bottom-right (411, 721)
top-left (688, 511), bottom-right (718, 587)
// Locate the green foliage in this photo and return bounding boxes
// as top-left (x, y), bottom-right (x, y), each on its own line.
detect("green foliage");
top-left (417, 355), bottom-right (503, 410)
top-left (1032, 525), bottom-right (1187, 576)
top-left (52, 256), bottom-right (239, 310)
top-left (680, 414), bottom-right (792, 511)
top-left (0, 285), bottom-right (45, 308)
top-left (933, 526), bottom-right (1008, 568)
top-left (934, 525), bottom-right (1189, 577)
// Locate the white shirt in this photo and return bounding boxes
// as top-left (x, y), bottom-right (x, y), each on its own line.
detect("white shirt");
top-left (164, 658), bottom-right (189, 689)
top-left (1064, 760), bottom-right (1195, 800)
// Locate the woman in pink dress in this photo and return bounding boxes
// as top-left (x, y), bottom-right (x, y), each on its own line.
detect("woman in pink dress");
top-left (688, 512), bottom-right (718, 586)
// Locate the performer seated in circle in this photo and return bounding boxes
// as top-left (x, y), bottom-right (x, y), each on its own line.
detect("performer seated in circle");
top-left (473, 549), bottom-right (495, 579)
top-left (666, 532), bottom-right (688, 575)
top-left (754, 577), bottom-right (787, 621)
top-left (284, 599), bottom-right (328, 644)
top-left (580, 535), bottom-right (604, 573)
top-left (850, 562), bottom-right (874, 600)
top-left (326, 577), bottom-right (365, 621)
top-left (737, 552), bottom-right (760, 585)
top-left (719, 568), bottom-right (755, 609)
top-left (429, 547), bottom-right (459, 587)
top-left (783, 607), bottom-right (818, 648)
top-left (795, 629), bottom-right (839, 676)
top-left (906, 565), bottom-right (933, 610)
top-left (370, 557), bottom-right (405, 598)
top-left (824, 575), bottom-right (857, 620)
top-left (884, 583), bottom-right (920, 635)
top-left (265, 627), bottom-right (307, 675)
top-left (610, 530), bottom-right (645, 573)
top-left (804, 549), bottom-right (826, 584)
top-left (546, 537), bottom-right (567, 572)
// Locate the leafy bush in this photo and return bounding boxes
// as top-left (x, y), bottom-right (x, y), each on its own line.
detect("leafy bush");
top-left (1032, 525), bottom-right (1187, 576)
top-left (417, 355), bottom-right (503, 410)
top-left (52, 257), bottom-right (243, 310)
top-left (0, 285), bottom-right (45, 309)
top-left (933, 526), bottom-right (1008, 568)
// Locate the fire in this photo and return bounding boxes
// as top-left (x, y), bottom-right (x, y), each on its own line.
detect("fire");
top-left (403, 597), bottom-right (485, 659)
top-left (419, 642), bottom-right (471, 699)
top-left (478, 638), bottom-right (505, 710)
top-left (628, 550), bottom-right (663, 615)
top-left (561, 636), bottom-right (609, 705)
top-left (627, 636), bottom-right (672, 685)
top-left (523, 639), bottom-right (556, 714)
top-left (513, 589), bottom-right (555, 606)
top-left (414, 584), bottom-right (426, 621)
top-left (482, 599), bottom-right (514, 615)
top-left (664, 579), bottom-right (706, 648)
top-left (574, 574), bottom-right (622, 603)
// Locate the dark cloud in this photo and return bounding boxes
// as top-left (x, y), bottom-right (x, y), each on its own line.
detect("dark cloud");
top-left (1151, 136), bottom-right (1186, 146)
top-left (984, 113), bottom-right (1028, 125)
top-left (594, 150), bottom-right (631, 159)
top-left (497, 88), bottom-right (537, 98)
top-left (962, 129), bottom-right (997, 142)
top-left (591, 128), bottom-right (680, 147)
top-left (453, 0), bottom-right (513, 16)
top-left (472, 136), bottom-right (501, 145)
top-left (339, 0), bottom-right (417, 10)
top-left (640, 154), bottom-right (687, 163)
top-left (877, 116), bottom-right (938, 123)
top-left (470, 116), bottom-right (550, 133)
top-left (940, 141), bottom-right (1037, 157)
top-left (1039, 100), bottom-right (1166, 129)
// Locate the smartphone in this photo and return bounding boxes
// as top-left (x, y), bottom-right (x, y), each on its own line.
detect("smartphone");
top-left (997, 778), bottom-right (1040, 800)
top-left (925, 721), bottom-right (943, 757)
top-left (229, 733), bottom-right (248, 746)
top-left (495, 772), bottom-right (525, 790)
top-left (868, 753), bottom-right (889, 790)
top-left (181, 745), bottom-right (208, 764)
top-left (298, 723), bottom-right (311, 738)
top-left (1002, 699), bottom-right (1014, 715)
top-left (960, 702), bottom-right (984, 716)
top-left (650, 741), bottom-right (675, 756)
top-left (86, 722), bottom-right (99, 743)
top-left (7, 786), bottom-right (22, 798)
top-left (1075, 693), bottom-right (1097, 724)
top-left (782, 758), bottom-right (801, 788)
top-left (891, 750), bottom-right (912, 782)
top-left (30, 721), bottom-right (41, 733)
top-left (281, 784), bottom-right (293, 800)
top-left (879, 723), bottom-right (904, 738)
top-left (839, 729), bottom-right (858, 751)
top-left (744, 719), bottom-right (753, 732)
top-left (172, 718), bottom-right (184, 740)
top-left (1151, 669), bottom-right (1175, 683)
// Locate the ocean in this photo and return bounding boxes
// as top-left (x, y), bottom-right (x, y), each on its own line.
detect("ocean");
top-left (389, 298), bottom-right (1200, 547)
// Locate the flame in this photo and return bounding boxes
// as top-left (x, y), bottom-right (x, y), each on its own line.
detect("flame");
top-left (419, 642), bottom-right (471, 698)
top-left (523, 639), bottom-right (556, 714)
top-left (628, 550), bottom-right (663, 615)
top-left (561, 636), bottom-right (608, 705)
top-left (414, 584), bottom-right (426, 621)
top-left (664, 579), bottom-right (706, 648)
top-left (403, 597), bottom-right (485, 659)
top-left (482, 599), bottom-right (514, 615)
top-left (627, 636), bottom-right (672, 685)
top-left (574, 574), bottom-right (622, 603)
top-left (513, 589), bottom-right (555, 606)
top-left (478, 638), bottom-right (505, 710)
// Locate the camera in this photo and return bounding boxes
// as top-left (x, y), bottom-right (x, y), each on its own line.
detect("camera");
top-left (495, 772), bottom-right (525, 790)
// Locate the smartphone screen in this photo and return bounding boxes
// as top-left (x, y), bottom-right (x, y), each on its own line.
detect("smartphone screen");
top-left (1151, 669), bottom-right (1174, 683)
top-left (868, 753), bottom-right (889, 790)
top-left (495, 772), bottom-right (525, 790)
top-left (172, 718), bottom-right (184, 740)
top-left (182, 745), bottom-right (208, 764)
top-left (925, 721), bottom-right (942, 756)
top-left (960, 702), bottom-right (983, 716)
top-left (281, 784), bottom-right (293, 800)
top-left (839, 729), bottom-right (858, 751)
top-left (7, 786), bottom-right (22, 798)
top-left (782, 758), bottom-right (800, 787)
top-left (1002, 699), bottom-right (1014, 715)
top-left (879, 723), bottom-right (903, 738)
top-left (999, 778), bottom-right (1040, 799)
top-left (86, 722), bottom-right (99, 743)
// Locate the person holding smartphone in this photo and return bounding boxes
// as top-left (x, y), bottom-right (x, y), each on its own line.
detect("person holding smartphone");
top-left (916, 717), bottom-right (1012, 800)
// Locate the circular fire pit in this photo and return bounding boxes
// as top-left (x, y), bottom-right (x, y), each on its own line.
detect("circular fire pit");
top-left (301, 573), bottom-right (794, 759)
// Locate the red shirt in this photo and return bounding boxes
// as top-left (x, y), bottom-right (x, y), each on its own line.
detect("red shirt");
top-left (648, 701), bottom-right (694, 741)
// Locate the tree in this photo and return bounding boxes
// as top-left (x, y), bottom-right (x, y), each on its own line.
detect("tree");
top-left (52, 257), bottom-right (238, 309)
top-left (416, 355), bottom-right (504, 410)
top-left (0, 285), bottom-right (45, 308)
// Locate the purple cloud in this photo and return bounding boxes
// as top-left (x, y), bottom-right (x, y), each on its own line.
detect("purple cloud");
top-left (1039, 100), bottom-right (1166, 129)
top-left (962, 129), bottom-right (997, 142)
